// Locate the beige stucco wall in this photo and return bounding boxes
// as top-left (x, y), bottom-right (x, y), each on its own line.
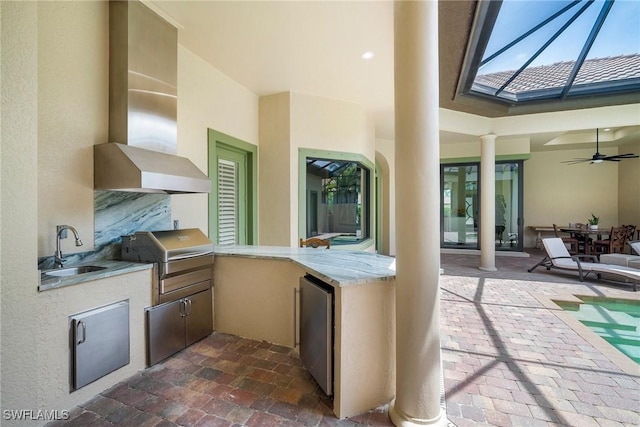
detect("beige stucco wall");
top-left (258, 93), bottom-right (292, 246)
top-left (524, 148), bottom-right (619, 248)
top-left (618, 140), bottom-right (640, 228)
top-left (1, 1), bottom-right (41, 419)
top-left (173, 46), bottom-right (259, 234)
top-left (376, 138), bottom-right (396, 256)
top-left (440, 136), bottom-right (530, 159)
top-left (213, 256), bottom-right (304, 346)
top-left (37, 1), bottom-right (108, 257)
top-left (333, 281), bottom-right (395, 419)
top-left (291, 92), bottom-right (373, 157)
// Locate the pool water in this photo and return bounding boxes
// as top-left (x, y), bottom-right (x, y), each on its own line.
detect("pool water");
top-left (555, 296), bottom-right (640, 365)
top-left (328, 235), bottom-right (365, 246)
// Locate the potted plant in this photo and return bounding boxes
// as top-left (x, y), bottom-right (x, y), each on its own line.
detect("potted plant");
top-left (588, 213), bottom-right (599, 230)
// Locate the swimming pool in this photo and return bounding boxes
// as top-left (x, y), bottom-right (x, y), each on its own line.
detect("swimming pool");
top-left (554, 296), bottom-right (640, 365)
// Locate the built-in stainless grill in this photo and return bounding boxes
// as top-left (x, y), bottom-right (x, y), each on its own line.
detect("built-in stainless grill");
top-left (121, 228), bottom-right (214, 305)
top-left (121, 228), bottom-right (214, 365)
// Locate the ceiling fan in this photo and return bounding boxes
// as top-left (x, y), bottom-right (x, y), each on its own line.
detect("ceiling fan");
top-left (562, 129), bottom-right (639, 165)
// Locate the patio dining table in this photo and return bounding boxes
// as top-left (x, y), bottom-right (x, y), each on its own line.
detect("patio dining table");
top-left (559, 226), bottom-right (612, 255)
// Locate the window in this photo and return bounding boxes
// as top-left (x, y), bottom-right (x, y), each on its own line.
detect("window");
top-left (301, 151), bottom-right (373, 248)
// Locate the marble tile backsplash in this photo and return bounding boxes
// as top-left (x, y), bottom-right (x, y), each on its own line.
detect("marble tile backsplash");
top-left (38, 191), bottom-right (171, 270)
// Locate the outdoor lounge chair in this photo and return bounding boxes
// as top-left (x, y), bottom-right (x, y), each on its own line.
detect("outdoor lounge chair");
top-left (528, 238), bottom-right (639, 291)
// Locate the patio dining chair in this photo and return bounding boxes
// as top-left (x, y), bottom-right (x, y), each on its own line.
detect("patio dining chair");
top-left (553, 224), bottom-right (578, 254)
top-left (528, 238), bottom-right (639, 291)
top-left (623, 224), bottom-right (637, 253)
top-left (570, 222), bottom-right (593, 254)
top-left (299, 237), bottom-right (331, 249)
top-left (592, 226), bottom-right (627, 256)
top-left (495, 225), bottom-right (506, 246)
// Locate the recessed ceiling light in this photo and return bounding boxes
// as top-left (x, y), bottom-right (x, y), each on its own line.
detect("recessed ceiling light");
top-left (361, 51), bottom-right (375, 60)
top-left (603, 128), bottom-right (611, 131)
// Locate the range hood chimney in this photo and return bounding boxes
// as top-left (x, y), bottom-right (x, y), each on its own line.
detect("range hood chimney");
top-left (94, 0), bottom-right (210, 194)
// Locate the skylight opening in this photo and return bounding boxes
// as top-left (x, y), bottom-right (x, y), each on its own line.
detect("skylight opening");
top-left (460, 0), bottom-right (640, 108)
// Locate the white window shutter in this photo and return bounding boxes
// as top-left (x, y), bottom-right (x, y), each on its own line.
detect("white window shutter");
top-left (218, 159), bottom-right (238, 245)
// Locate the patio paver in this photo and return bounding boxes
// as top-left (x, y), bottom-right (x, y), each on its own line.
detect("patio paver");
top-left (440, 250), bottom-right (640, 427)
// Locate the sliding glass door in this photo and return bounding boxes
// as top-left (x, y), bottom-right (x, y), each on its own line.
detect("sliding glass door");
top-left (442, 165), bottom-right (479, 248)
top-left (495, 162), bottom-right (522, 251)
top-left (441, 161), bottom-right (523, 251)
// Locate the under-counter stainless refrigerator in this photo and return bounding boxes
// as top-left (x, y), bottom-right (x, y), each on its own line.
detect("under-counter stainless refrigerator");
top-left (299, 275), bottom-right (334, 396)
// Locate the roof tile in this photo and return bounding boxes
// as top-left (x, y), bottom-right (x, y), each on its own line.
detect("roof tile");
top-left (474, 53), bottom-right (640, 97)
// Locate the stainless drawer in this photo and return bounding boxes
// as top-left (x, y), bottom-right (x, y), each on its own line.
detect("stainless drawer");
top-left (160, 268), bottom-right (212, 294)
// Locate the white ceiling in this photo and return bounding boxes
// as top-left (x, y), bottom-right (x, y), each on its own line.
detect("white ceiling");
top-left (150, 0), bottom-right (395, 137)
top-left (147, 0), bottom-right (640, 152)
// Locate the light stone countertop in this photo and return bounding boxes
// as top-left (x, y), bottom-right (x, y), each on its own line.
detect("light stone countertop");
top-left (213, 245), bottom-right (396, 287)
top-left (39, 260), bottom-right (153, 292)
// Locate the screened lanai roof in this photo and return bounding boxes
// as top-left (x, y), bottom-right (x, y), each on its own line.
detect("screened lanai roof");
top-left (306, 158), bottom-right (354, 177)
top-left (459, 0), bottom-right (640, 108)
top-left (474, 53), bottom-right (640, 101)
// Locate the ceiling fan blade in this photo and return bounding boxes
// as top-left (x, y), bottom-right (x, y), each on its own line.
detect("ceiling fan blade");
top-left (562, 158), bottom-right (590, 164)
top-left (603, 153), bottom-right (639, 161)
top-left (603, 158), bottom-right (621, 162)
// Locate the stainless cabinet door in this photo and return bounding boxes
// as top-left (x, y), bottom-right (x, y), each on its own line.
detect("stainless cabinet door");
top-left (185, 287), bottom-right (213, 346)
top-left (299, 277), bottom-right (333, 396)
top-left (72, 300), bottom-right (130, 390)
top-left (146, 299), bottom-right (185, 366)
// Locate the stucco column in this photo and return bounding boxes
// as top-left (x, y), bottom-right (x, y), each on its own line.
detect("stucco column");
top-left (479, 134), bottom-right (497, 271)
top-left (390, 1), bottom-right (444, 426)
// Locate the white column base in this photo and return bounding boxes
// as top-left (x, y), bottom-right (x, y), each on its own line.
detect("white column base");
top-left (478, 266), bottom-right (498, 272)
top-left (389, 401), bottom-right (448, 427)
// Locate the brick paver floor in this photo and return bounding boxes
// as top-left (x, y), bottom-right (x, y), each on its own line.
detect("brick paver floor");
top-left (440, 250), bottom-right (640, 427)
top-left (49, 250), bottom-right (639, 426)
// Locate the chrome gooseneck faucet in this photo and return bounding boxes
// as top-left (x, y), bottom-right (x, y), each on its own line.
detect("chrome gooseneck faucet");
top-left (55, 225), bottom-right (83, 268)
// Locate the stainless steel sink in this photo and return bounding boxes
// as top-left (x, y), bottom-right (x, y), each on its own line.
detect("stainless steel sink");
top-left (43, 265), bottom-right (108, 277)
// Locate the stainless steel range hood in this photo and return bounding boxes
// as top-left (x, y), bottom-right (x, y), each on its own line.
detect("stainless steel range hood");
top-left (94, 0), bottom-right (210, 194)
top-left (95, 143), bottom-right (211, 194)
